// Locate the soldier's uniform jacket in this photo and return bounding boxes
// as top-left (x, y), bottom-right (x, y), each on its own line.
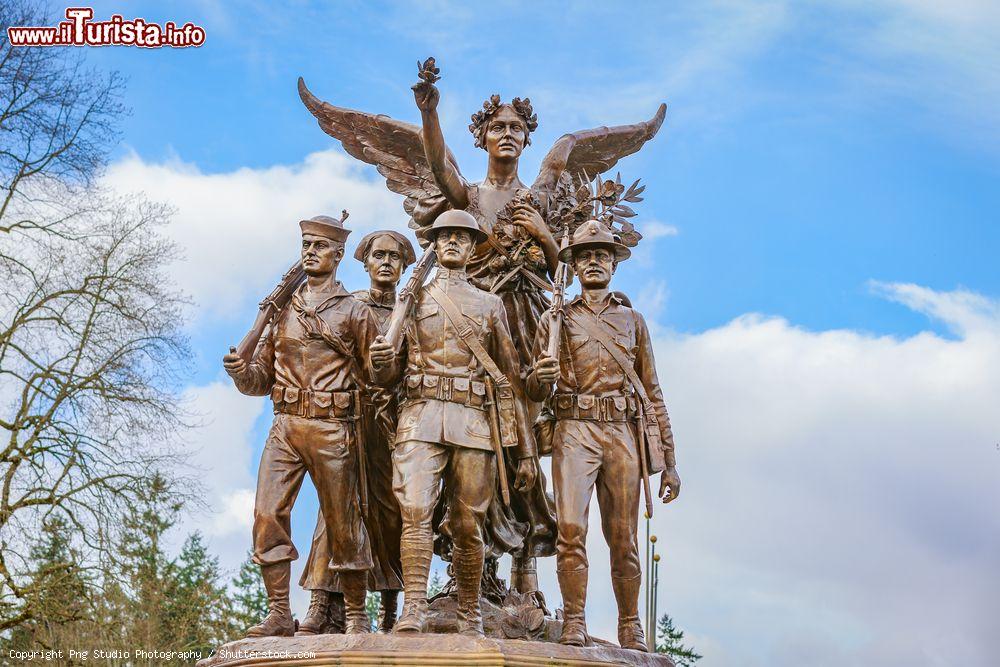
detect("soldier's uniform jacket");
top-left (232, 281), bottom-right (380, 411)
top-left (371, 267), bottom-right (536, 459)
top-left (527, 292), bottom-right (675, 470)
top-left (353, 287), bottom-right (395, 328)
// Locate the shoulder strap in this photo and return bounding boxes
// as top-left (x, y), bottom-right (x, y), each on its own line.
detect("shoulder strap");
top-left (426, 282), bottom-right (509, 387)
top-left (568, 308), bottom-right (655, 414)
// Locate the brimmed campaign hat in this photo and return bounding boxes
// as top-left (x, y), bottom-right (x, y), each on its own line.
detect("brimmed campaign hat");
top-left (353, 230), bottom-right (417, 266)
top-left (558, 219), bottom-right (631, 263)
top-left (418, 209), bottom-right (488, 244)
top-left (299, 212), bottom-right (351, 243)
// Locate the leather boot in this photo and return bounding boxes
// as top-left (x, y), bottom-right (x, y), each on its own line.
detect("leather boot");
top-left (510, 555), bottom-right (539, 594)
top-left (295, 589), bottom-right (332, 636)
top-left (379, 590), bottom-right (399, 632)
top-left (246, 563), bottom-right (295, 638)
top-left (557, 568), bottom-right (588, 646)
top-left (612, 574), bottom-right (647, 651)
top-left (393, 531), bottom-right (431, 633)
top-left (342, 571), bottom-right (371, 634)
top-left (453, 545), bottom-right (485, 637)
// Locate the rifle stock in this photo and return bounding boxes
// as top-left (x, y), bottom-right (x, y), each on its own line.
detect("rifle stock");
top-left (384, 247), bottom-right (437, 350)
top-left (235, 260), bottom-right (305, 363)
top-left (545, 228), bottom-right (571, 360)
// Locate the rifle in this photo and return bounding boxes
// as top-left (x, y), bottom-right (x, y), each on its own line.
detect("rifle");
top-left (484, 379), bottom-right (512, 507)
top-left (545, 227), bottom-right (571, 360)
top-left (635, 399), bottom-right (655, 519)
top-left (383, 247), bottom-right (437, 351)
top-left (235, 261), bottom-right (306, 363)
top-left (353, 392), bottom-right (369, 516)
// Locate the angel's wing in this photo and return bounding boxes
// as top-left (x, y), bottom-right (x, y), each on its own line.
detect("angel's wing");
top-left (532, 103), bottom-right (666, 192)
top-left (298, 77), bottom-right (460, 218)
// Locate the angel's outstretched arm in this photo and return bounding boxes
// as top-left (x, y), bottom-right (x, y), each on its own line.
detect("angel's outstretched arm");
top-left (413, 80), bottom-right (469, 210)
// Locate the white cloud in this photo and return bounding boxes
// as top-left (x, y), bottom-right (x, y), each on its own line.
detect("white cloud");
top-left (113, 148), bottom-right (998, 661)
top-left (102, 149), bottom-right (408, 323)
top-left (568, 281), bottom-right (1000, 665)
top-left (168, 380), bottom-right (264, 576)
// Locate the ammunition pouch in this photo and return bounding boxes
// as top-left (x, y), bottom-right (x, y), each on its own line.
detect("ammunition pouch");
top-left (553, 393), bottom-right (637, 422)
top-left (271, 385), bottom-right (357, 420)
top-left (533, 403), bottom-right (556, 457)
top-left (402, 373), bottom-right (487, 410)
top-left (491, 379), bottom-right (518, 448)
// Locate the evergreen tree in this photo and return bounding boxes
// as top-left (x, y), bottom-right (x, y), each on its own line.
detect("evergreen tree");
top-left (1, 515), bottom-right (90, 652)
top-left (229, 553), bottom-right (268, 636)
top-left (163, 533), bottom-right (232, 654)
top-left (427, 570), bottom-right (444, 597)
top-left (655, 614), bottom-right (702, 666)
top-left (365, 592), bottom-right (380, 631)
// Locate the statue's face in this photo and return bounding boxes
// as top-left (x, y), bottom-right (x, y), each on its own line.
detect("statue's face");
top-left (485, 106), bottom-right (527, 160)
top-left (572, 247), bottom-right (616, 289)
top-left (301, 233), bottom-right (343, 277)
top-left (434, 228), bottom-right (475, 269)
top-left (364, 235), bottom-right (406, 289)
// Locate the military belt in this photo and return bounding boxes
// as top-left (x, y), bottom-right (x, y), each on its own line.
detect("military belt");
top-left (553, 393), bottom-right (637, 422)
top-left (402, 373), bottom-right (488, 410)
top-left (271, 385), bottom-right (357, 420)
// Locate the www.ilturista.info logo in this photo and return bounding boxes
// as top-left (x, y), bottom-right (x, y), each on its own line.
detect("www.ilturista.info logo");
top-left (7, 7), bottom-right (206, 48)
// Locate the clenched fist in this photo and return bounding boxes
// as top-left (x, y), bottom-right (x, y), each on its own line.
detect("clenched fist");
top-left (532, 355), bottom-right (560, 385)
top-left (369, 335), bottom-right (395, 368)
top-left (514, 456), bottom-right (538, 492)
top-left (223, 346), bottom-right (247, 376)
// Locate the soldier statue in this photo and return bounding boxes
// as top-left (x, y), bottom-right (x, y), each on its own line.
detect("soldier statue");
top-left (297, 230), bottom-right (415, 635)
top-left (299, 58), bottom-right (666, 595)
top-left (368, 210), bottom-right (539, 636)
top-left (222, 214), bottom-right (380, 636)
top-left (526, 220), bottom-right (681, 651)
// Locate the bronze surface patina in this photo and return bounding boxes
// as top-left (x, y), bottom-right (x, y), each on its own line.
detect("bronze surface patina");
top-left (296, 231), bottom-right (416, 636)
top-left (368, 210), bottom-right (540, 638)
top-left (222, 214), bottom-right (381, 637)
top-left (299, 55), bottom-right (667, 604)
top-left (527, 220), bottom-right (680, 652)
top-left (210, 58), bottom-right (680, 667)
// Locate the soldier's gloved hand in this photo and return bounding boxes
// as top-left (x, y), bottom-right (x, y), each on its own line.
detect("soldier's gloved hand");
top-left (658, 466), bottom-right (681, 504)
top-left (369, 335), bottom-right (394, 368)
top-left (514, 456), bottom-right (538, 491)
top-left (532, 356), bottom-right (559, 386)
top-left (223, 346), bottom-right (247, 376)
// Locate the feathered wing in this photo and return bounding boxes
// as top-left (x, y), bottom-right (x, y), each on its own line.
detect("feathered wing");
top-left (531, 103), bottom-right (667, 192)
top-left (298, 77), bottom-right (460, 218)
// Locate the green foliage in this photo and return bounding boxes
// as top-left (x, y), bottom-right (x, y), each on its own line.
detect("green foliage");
top-left (427, 570), bottom-right (444, 597)
top-left (230, 553), bottom-right (268, 634)
top-left (2, 515), bottom-right (91, 650)
top-left (365, 592), bottom-right (380, 632)
top-left (655, 614), bottom-right (702, 666)
top-left (1, 476), bottom-right (250, 664)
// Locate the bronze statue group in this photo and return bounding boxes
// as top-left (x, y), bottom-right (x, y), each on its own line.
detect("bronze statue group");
top-left (222, 58), bottom-right (680, 654)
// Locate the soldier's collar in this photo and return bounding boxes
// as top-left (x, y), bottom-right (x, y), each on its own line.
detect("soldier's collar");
top-left (569, 291), bottom-right (623, 308)
top-left (435, 267), bottom-right (468, 281)
top-left (366, 286), bottom-right (396, 306)
top-left (293, 281), bottom-right (352, 311)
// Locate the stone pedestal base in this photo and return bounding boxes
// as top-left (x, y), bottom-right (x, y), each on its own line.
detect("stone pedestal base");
top-left (198, 634), bottom-right (675, 666)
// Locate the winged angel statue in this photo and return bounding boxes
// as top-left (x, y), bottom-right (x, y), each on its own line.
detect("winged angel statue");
top-left (298, 58), bottom-right (666, 603)
top-left (298, 57), bottom-right (664, 376)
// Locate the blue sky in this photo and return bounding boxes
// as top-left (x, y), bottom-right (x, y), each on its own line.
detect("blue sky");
top-left (85, 1), bottom-right (1000, 337)
top-left (59, 1), bottom-right (1000, 664)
